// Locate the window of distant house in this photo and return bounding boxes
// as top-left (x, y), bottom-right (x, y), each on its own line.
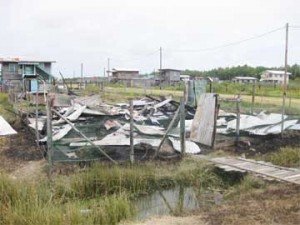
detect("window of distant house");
top-left (8, 63), bottom-right (18, 72)
top-left (39, 63), bottom-right (45, 69)
top-left (24, 65), bottom-right (34, 75)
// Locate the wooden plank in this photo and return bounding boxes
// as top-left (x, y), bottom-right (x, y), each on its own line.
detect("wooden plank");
top-left (270, 170), bottom-right (298, 176)
top-left (284, 174), bottom-right (300, 180)
top-left (277, 172), bottom-right (300, 179)
top-left (209, 156), bottom-right (300, 185)
top-left (237, 158), bottom-right (298, 171)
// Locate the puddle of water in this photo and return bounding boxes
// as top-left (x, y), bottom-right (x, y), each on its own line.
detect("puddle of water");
top-left (134, 186), bottom-right (222, 220)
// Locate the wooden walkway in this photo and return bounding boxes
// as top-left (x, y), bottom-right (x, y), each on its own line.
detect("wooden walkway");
top-left (209, 157), bottom-right (300, 185)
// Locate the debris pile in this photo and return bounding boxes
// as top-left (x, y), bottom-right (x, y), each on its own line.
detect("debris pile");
top-left (216, 110), bottom-right (300, 135)
top-left (27, 95), bottom-right (202, 162)
top-left (22, 93), bottom-right (300, 163)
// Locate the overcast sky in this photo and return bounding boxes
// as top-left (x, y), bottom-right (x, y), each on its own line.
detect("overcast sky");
top-left (1, 0), bottom-right (300, 77)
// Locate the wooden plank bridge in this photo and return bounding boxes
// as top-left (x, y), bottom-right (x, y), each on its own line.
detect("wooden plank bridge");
top-left (209, 157), bottom-right (300, 185)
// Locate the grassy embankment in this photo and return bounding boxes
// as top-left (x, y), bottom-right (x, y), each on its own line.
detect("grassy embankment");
top-left (0, 89), bottom-right (299, 225)
top-left (1, 156), bottom-right (299, 225)
top-left (0, 158), bottom-right (234, 225)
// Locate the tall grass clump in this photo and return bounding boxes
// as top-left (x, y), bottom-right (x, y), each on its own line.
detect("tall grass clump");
top-left (263, 147), bottom-right (300, 167)
top-left (0, 173), bottom-right (133, 225)
top-left (0, 93), bottom-right (16, 123)
top-left (175, 162), bottom-right (226, 189)
top-left (69, 163), bottom-right (175, 199)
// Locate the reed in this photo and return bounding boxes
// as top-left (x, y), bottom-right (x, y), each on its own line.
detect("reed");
top-left (0, 173), bottom-right (133, 225)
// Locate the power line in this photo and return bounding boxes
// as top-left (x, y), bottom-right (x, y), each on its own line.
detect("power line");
top-left (166, 26), bottom-right (285, 53)
top-left (113, 49), bottom-right (160, 64)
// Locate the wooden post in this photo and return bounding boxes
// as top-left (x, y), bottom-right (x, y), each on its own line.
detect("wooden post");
top-left (179, 97), bottom-right (185, 157)
top-left (154, 107), bottom-right (180, 158)
top-left (211, 94), bottom-right (219, 149)
top-left (129, 100), bottom-right (134, 164)
top-left (100, 82), bottom-right (104, 92)
top-left (46, 95), bottom-right (53, 167)
top-left (251, 83), bottom-right (255, 115)
top-left (281, 23), bottom-right (289, 135)
top-left (183, 81), bottom-right (187, 104)
top-left (236, 95), bottom-right (241, 144)
top-left (35, 79), bottom-right (39, 148)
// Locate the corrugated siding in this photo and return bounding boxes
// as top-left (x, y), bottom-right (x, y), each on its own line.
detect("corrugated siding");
top-left (190, 93), bottom-right (216, 146)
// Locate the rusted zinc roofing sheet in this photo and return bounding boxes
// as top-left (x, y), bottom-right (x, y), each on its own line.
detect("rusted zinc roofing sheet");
top-left (0, 116), bottom-right (17, 136)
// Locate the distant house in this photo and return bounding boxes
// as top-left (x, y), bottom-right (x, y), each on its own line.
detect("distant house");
top-left (260, 70), bottom-right (291, 84)
top-left (111, 68), bottom-right (139, 81)
top-left (0, 57), bottom-right (55, 92)
top-left (232, 76), bottom-right (257, 84)
top-left (180, 74), bottom-right (190, 82)
top-left (158, 69), bottom-right (181, 85)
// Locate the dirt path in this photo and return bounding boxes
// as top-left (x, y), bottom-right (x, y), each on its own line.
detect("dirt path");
top-left (122, 215), bottom-right (206, 225)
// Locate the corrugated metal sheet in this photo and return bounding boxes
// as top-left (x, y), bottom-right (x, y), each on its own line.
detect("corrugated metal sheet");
top-left (0, 116), bottom-right (17, 136)
top-left (190, 93), bottom-right (216, 146)
top-left (168, 137), bottom-right (201, 154)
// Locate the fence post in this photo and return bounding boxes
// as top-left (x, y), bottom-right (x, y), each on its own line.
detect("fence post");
top-left (251, 83), bottom-right (256, 115)
top-left (236, 95), bottom-right (241, 144)
top-left (154, 107), bottom-right (180, 158)
top-left (180, 97), bottom-right (185, 157)
top-left (129, 100), bottom-right (134, 164)
top-left (35, 79), bottom-right (39, 148)
top-left (46, 95), bottom-right (53, 170)
top-left (211, 94), bottom-right (219, 149)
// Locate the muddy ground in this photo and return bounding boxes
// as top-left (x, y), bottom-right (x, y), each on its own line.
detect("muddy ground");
top-left (0, 123), bottom-right (44, 173)
top-left (215, 130), bottom-right (300, 156)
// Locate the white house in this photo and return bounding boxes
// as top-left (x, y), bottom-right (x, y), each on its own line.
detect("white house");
top-left (260, 70), bottom-right (291, 84)
top-left (232, 76), bottom-right (257, 84)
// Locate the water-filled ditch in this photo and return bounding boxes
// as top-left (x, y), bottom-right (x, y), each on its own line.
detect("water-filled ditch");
top-left (134, 185), bottom-right (223, 220)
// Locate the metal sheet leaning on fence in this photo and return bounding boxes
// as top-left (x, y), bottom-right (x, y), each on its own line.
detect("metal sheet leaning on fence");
top-left (190, 93), bottom-right (217, 147)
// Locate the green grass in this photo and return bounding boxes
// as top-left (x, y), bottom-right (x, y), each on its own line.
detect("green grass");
top-left (0, 93), bottom-right (16, 123)
top-left (212, 81), bottom-right (300, 98)
top-left (0, 158), bottom-right (234, 225)
top-left (261, 147), bottom-right (300, 167)
top-left (0, 172), bottom-right (133, 225)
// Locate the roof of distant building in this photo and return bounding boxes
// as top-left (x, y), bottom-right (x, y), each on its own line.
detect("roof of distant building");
top-left (233, 76), bottom-right (257, 80)
top-left (112, 68), bottom-right (139, 72)
top-left (159, 68), bottom-right (181, 72)
top-left (0, 57), bottom-right (55, 63)
top-left (264, 70), bottom-right (291, 75)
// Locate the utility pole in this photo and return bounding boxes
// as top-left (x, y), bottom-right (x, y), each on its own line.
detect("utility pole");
top-left (107, 58), bottom-right (110, 82)
top-left (80, 63), bottom-right (83, 89)
top-left (159, 47), bottom-right (162, 70)
top-left (281, 23), bottom-right (289, 135)
top-left (159, 47), bottom-right (162, 89)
